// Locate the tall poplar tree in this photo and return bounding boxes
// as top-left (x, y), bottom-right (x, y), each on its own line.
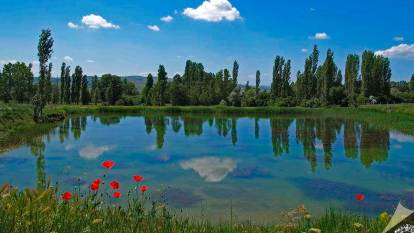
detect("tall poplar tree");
top-left (255, 70), bottom-right (260, 98)
top-left (155, 65), bottom-right (167, 106)
top-left (0, 64), bottom-right (13, 102)
top-left (320, 49), bottom-right (337, 104)
top-left (345, 54), bottom-right (359, 106)
top-left (271, 56), bottom-right (285, 99)
top-left (81, 75), bottom-right (90, 105)
top-left (361, 50), bottom-right (391, 100)
top-left (71, 66), bottom-right (82, 104)
top-left (64, 66), bottom-right (71, 104)
top-left (310, 45), bottom-right (319, 97)
top-left (232, 60), bottom-right (239, 88)
top-left (33, 29), bottom-right (53, 122)
top-left (142, 73), bottom-right (154, 105)
top-left (281, 60), bottom-right (291, 97)
top-left (60, 62), bottom-right (66, 103)
top-left (45, 62), bottom-right (53, 103)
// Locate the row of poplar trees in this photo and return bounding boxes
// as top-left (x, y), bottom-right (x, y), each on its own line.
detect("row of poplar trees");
top-left (284, 45), bottom-right (392, 106)
top-left (142, 60), bottom-right (240, 106)
top-left (141, 45), bottom-right (393, 107)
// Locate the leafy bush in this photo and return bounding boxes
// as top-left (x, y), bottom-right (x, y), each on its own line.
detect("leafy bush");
top-left (255, 91), bottom-right (270, 107)
top-left (241, 89), bottom-right (257, 107)
top-left (391, 90), bottom-right (414, 103)
top-left (300, 98), bottom-right (322, 108)
top-left (275, 97), bottom-right (298, 107)
top-left (357, 95), bottom-right (369, 105)
top-left (329, 86), bottom-right (346, 106)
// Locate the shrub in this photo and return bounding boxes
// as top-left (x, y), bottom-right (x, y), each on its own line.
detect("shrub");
top-left (256, 91), bottom-right (270, 107)
top-left (357, 95), bottom-right (369, 105)
top-left (391, 90), bottom-right (414, 103)
top-left (219, 99), bottom-right (227, 106)
top-left (275, 97), bottom-right (298, 107)
top-left (300, 98), bottom-right (322, 108)
top-left (241, 89), bottom-right (257, 107)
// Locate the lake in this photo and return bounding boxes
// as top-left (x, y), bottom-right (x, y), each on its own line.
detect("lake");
top-left (1, 113), bottom-right (414, 222)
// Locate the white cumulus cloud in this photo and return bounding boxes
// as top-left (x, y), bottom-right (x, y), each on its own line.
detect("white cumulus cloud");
top-left (64, 56), bottom-right (73, 62)
top-left (67, 22), bottom-right (80, 29)
top-left (147, 25), bottom-right (160, 32)
top-left (180, 157), bottom-right (237, 182)
top-left (375, 44), bottom-right (414, 59)
top-left (183, 0), bottom-right (241, 22)
top-left (86, 59), bottom-right (95, 63)
top-left (0, 60), bottom-right (17, 65)
top-left (393, 36), bottom-right (404, 42)
top-left (161, 15), bottom-right (174, 23)
top-left (309, 32), bottom-right (330, 40)
top-left (301, 48), bottom-right (308, 53)
top-left (81, 14), bottom-right (120, 29)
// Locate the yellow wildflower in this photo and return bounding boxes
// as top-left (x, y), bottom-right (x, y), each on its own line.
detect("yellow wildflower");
top-left (379, 212), bottom-right (390, 224)
top-left (92, 219), bottom-right (103, 224)
top-left (308, 228), bottom-right (321, 233)
top-left (353, 222), bottom-right (364, 230)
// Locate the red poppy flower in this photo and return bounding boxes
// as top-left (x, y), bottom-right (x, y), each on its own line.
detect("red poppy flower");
top-left (90, 182), bottom-right (99, 191)
top-left (133, 175), bottom-right (144, 182)
top-left (140, 185), bottom-right (148, 193)
top-left (61, 192), bottom-right (72, 201)
top-left (93, 178), bottom-right (101, 185)
top-left (113, 191), bottom-right (121, 198)
top-left (355, 194), bottom-right (365, 201)
top-left (102, 160), bottom-right (115, 169)
top-left (110, 181), bottom-right (120, 189)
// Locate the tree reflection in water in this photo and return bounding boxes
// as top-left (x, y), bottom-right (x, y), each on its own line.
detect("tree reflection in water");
top-left (1, 113), bottom-right (395, 188)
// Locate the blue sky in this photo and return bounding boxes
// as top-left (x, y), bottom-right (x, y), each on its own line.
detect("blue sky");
top-left (0, 0), bottom-right (413, 84)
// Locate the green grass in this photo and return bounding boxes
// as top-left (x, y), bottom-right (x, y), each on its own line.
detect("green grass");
top-left (361, 104), bottom-right (414, 117)
top-left (0, 185), bottom-right (388, 233)
top-left (0, 103), bottom-right (65, 153)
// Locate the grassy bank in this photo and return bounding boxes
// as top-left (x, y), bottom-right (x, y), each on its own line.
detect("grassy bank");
top-left (0, 185), bottom-right (388, 233)
top-left (361, 104), bottom-right (414, 117)
top-left (0, 104), bottom-right (66, 153)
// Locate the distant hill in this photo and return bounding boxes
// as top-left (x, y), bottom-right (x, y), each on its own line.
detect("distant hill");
top-left (121, 76), bottom-right (149, 90)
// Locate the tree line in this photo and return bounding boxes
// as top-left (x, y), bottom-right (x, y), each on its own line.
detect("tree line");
top-left (142, 45), bottom-right (412, 107)
top-left (1, 29), bottom-right (414, 116)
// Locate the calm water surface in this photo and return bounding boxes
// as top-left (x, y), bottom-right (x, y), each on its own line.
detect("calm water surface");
top-left (1, 113), bottom-right (414, 222)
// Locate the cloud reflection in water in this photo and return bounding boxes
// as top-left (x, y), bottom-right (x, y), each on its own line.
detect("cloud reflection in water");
top-left (79, 144), bottom-right (116, 160)
top-left (180, 157), bottom-right (237, 182)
